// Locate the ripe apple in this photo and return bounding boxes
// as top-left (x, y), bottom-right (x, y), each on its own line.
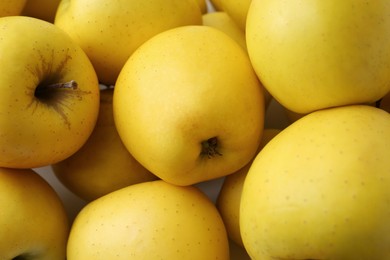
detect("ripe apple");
top-left (21, 0), bottom-right (61, 23)
top-left (202, 11), bottom-right (247, 51)
top-left (0, 167), bottom-right (69, 259)
top-left (0, 0), bottom-right (26, 17)
top-left (202, 11), bottom-right (272, 108)
top-left (195, 0), bottom-right (207, 13)
top-left (52, 88), bottom-right (158, 202)
top-left (219, 0), bottom-right (251, 31)
top-left (113, 25), bottom-right (265, 186)
top-left (246, 0), bottom-right (390, 114)
top-left (0, 16), bottom-right (100, 169)
top-left (54, 0), bottom-right (202, 86)
top-left (67, 180), bottom-right (229, 259)
top-left (217, 129), bottom-right (281, 247)
top-left (209, 0), bottom-right (224, 11)
top-left (241, 105), bottom-right (390, 259)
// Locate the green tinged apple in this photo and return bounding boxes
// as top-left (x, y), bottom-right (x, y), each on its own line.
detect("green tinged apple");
top-left (240, 105), bottom-right (390, 259)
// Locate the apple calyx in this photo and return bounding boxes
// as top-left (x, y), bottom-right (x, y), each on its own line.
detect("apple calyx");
top-left (201, 137), bottom-right (222, 158)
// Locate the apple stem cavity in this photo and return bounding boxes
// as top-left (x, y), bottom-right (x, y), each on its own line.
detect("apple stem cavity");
top-left (201, 137), bottom-right (222, 159)
top-left (34, 79), bottom-right (78, 101)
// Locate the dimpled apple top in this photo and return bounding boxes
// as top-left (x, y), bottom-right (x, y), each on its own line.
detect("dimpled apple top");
top-left (0, 16), bottom-right (100, 169)
top-left (246, 0), bottom-right (390, 114)
top-left (240, 105), bottom-right (390, 260)
top-left (113, 25), bottom-right (265, 186)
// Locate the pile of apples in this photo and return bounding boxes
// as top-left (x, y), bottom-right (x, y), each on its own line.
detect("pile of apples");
top-left (1, 0), bottom-right (390, 259)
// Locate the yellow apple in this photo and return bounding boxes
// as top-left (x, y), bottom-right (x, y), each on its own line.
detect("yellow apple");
top-left (202, 11), bottom-right (247, 51)
top-left (202, 12), bottom-right (273, 109)
top-left (0, 16), bottom-right (100, 169)
top-left (54, 0), bottom-right (202, 86)
top-left (217, 129), bottom-right (281, 247)
top-left (209, 0), bottom-right (224, 11)
top-left (21, 0), bottom-right (61, 23)
top-left (246, 0), bottom-right (390, 114)
top-left (67, 180), bottom-right (229, 259)
top-left (241, 105), bottom-right (390, 259)
top-left (219, 0), bottom-right (251, 31)
top-left (113, 25), bottom-right (265, 186)
top-left (195, 0), bottom-right (207, 13)
top-left (0, 167), bottom-right (69, 259)
top-left (52, 88), bottom-right (158, 202)
top-left (0, 0), bottom-right (26, 17)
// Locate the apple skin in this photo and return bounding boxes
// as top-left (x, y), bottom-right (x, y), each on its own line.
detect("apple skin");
top-left (246, 0), bottom-right (390, 114)
top-left (202, 11), bottom-right (247, 51)
top-left (209, 0), bottom-right (224, 11)
top-left (216, 129), bottom-right (281, 247)
top-left (219, 0), bottom-right (251, 31)
top-left (54, 0), bottom-right (202, 86)
top-left (52, 88), bottom-right (158, 202)
top-left (195, 0), bottom-right (207, 13)
top-left (0, 167), bottom-right (69, 260)
top-left (0, 0), bottom-right (26, 17)
top-left (202, 11), bottom-right (273, 108)
top-left (113, 25), bottom-right (265, 186)
top-left (0, 16), bottom-right (100, 169)
top-left (240, 105), bottom-right (390, 259)
top-left (21, 0), bottom-right (61, 23)
top-left (66, 180), bottom-right (229, 259)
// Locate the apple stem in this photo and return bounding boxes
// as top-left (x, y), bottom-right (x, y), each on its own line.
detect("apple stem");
top-left (47, 80), bottom-right (78, 90)
top-left (201, 137), bottom-right (222, 158)
top-left (34, 80), bottom-right (78, 99)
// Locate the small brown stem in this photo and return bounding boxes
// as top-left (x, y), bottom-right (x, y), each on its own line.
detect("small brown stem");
top-left (201, 137), bottom-right (222, 159)
top-left (46, 80), bottom-right (78, 90)
top-left (35, 80), bottom-right (78, 99)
